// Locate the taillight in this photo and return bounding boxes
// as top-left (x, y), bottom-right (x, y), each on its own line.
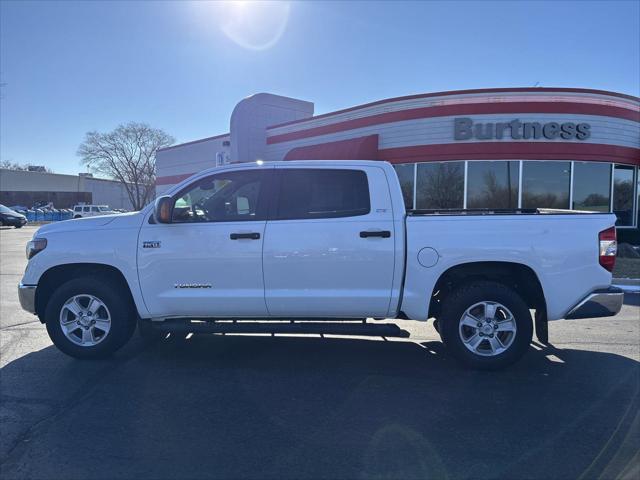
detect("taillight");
top-left (599, 227), bottom-right (617, 272)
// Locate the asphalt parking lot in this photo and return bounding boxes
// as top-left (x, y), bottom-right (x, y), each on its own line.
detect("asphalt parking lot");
top-left (1, 225), bottom-right (639, 480)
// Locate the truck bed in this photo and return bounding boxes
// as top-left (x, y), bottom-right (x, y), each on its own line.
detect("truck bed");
top-left (401, 211), bottom-right (617, 321)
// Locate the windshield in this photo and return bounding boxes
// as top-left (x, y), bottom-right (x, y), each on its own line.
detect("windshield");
top-left (0, 204), bottom-right (13, 213)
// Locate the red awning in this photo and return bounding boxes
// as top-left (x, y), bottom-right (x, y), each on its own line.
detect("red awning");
top-left (283, 134), bottom-right (379, 161)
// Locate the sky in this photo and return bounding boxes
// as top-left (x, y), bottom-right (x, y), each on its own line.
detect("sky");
top-left (1, 0), bottom-right (639, 175)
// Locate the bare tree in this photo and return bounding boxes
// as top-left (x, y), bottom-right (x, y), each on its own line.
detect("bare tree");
top-left (0, 160), bottom-right (54, 172)
top-left (77, 122), bottom-right (174, 210)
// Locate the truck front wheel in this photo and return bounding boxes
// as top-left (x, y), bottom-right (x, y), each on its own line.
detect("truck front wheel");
top-left (44, 277), bottom-right (136, 359)
top-left (439, 281), bottom-right (533, 370)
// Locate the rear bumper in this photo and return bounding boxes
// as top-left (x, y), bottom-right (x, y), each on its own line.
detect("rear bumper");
top-left (565, 287), bottom-right (624, 319)
top-left (18, 283), bottom-right (37, 314)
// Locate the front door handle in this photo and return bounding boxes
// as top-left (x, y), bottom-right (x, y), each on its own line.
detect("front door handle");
top-left (230, 232), bottom-right (261, 240)
top-left (360, 230), bottom-right (391, 238)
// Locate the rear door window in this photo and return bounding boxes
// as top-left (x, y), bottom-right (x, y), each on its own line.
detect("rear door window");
top-left (274, 169), bottom-right (370, 220)
top-left (83, 207), bottom-right (90, 212)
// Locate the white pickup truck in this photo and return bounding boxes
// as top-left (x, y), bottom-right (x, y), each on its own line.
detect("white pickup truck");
top-left (19, 160), bottom-right (623, 369)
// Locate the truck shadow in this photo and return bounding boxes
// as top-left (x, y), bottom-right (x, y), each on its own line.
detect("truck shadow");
top-left (1, 334), bottom-right (638, 480)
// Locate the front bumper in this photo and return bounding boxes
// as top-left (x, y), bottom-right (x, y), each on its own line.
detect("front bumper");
top-left (565, 287), bottom-right (624, 319)
top-left (18, 283), bottom-right (37, 314)
top-left (3, 217), bottom-right (26, 226)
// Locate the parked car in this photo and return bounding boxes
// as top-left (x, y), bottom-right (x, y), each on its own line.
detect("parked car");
top-left (0, 204), bottom-right (27, 228)
top-left (9, 205), bottom-right (28, 213)
top-left (71, 204), bottom-right (116, 219)
top-left (32, 201), bottom-right (53, 210)
top-left (18, 161), bottom-right (623, 369)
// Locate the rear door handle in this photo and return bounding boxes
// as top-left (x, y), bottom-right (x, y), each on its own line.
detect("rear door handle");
top-left (360, 230), bottom-right (391, 238)
top-left (230, 232), bottom-right (261, 240)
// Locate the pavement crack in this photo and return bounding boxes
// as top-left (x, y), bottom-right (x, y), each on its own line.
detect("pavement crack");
top-left (0, 395), bottom-right (60, 408)
top-left (0, 320), bottom-right (41, 330)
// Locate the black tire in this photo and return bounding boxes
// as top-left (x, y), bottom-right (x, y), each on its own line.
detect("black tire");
top-left (439, 281), bottom-right (533, 370)
top-left (15, 225), bottom-right (22, 229)
top-left (45, 276), bottom-right (136, 359)
top-left (138, 319), bottom-right (166, 344)
top-left (73, 215), bottom-right (82, 219)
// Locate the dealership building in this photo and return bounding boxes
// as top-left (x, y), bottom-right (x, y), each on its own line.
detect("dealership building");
top-left (156, 87), bottom-right (640, 242)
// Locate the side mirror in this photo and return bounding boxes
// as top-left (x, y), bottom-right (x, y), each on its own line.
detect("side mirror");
top-left (154, 196), bottom-right (174, 224)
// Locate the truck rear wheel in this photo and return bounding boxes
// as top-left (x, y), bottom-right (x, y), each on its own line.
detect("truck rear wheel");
top-left (44, 277), bottom-right (136, 359)
top-left (439, 281), bottom-right (533, 370)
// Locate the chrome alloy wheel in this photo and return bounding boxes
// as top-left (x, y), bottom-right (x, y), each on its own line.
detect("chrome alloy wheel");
top-left (59, 294), bottom-right (111, 347)
top-left (458, 301), bottom-right (517, 357)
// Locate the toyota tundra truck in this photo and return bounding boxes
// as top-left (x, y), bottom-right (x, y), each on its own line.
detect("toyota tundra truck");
top-left (18, 160), bottom-right (624, 369)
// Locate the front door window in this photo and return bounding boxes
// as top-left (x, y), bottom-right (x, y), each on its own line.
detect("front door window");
top-left (172, 170), bottom-right (264, 223)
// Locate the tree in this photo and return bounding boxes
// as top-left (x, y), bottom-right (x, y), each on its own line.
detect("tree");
top-left (0, 160), bottom-right (53, 173)
top-left (77, 122), bottom-right (174, 210)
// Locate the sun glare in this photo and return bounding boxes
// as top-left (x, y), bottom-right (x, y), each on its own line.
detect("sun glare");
top-left (215, 1), bottom-right (291, 51)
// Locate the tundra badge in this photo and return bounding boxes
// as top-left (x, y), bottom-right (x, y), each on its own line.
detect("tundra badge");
top-left (174, 283), bottom-right (212, 289)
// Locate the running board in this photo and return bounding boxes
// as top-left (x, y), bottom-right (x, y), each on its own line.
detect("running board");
top-left (151, 320), bottom-right (410, 338)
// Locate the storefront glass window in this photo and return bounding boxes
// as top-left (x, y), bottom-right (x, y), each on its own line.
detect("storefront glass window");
top-left (393, 163), bottom-right (415, 210)
top-left (613, 165), bottom-right (635, 226)
top-left (572, 162), bottom-right (611, 212)
top-left (416, 162), bottom-right (464, 209)
top-left (637, 169), bottom-right (640, 228)
top-left (467, 161), bottom-right (519, 209)
top-left (522, 161), bottom-right (571, 209)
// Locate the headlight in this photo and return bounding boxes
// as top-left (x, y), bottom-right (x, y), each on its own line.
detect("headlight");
top-left (26, 238), bottom-right (47, 259)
